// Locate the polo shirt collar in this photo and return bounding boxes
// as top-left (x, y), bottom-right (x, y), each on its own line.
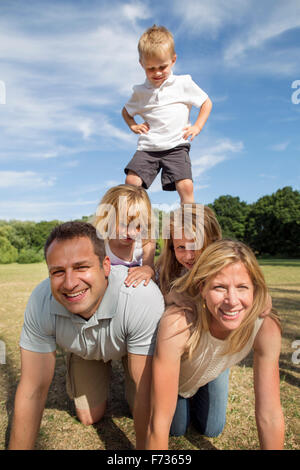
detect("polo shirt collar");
top-left (145, 71), bottom-right (176, 89)
top-left (49, 270), bottom-right (119, 322)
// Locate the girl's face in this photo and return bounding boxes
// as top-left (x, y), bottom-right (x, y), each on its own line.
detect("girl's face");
top-left (116, 220), bottom-right (141, 245)
top-left (173, 235), bottom-right (200, 270)
top-left (201, 262), bottom-right (254, 339)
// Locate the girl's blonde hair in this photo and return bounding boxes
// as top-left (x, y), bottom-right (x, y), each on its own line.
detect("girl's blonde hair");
top-left (138, 24), bottom-right (175, 60)
top-left (91, 184), bottom-right (153, 242)
top-left (172, 239), bottom-right (280, 357)
top-left (156, 204), bottom-right (222, 296)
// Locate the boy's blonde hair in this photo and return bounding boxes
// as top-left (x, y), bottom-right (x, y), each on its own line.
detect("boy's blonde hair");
top-left (92, 184), bottom-right (153, 242)
top-left (172, 239), bottom-right (281, 357)
top-left (138, 24), bottom-right (175, 60)
top-left (156, 204), bottom-right (222, 296)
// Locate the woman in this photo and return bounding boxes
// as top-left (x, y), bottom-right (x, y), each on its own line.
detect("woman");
top-left (147, 239), bottom-right (284, 449)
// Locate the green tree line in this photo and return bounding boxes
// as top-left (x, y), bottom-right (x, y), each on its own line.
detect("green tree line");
top-left (0, 186), bottom-right (299, 264)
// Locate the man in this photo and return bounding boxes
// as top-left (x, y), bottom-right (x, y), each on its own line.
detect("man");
top-left (9, 221), bottom-right (164, 449)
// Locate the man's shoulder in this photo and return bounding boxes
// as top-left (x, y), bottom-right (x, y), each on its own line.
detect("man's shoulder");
top-left (29, 277), bottom-right (52, 303)
top-left (109, 265), bottom-right (129, 284)
top-left (109, 266), bottom-right (164, 310)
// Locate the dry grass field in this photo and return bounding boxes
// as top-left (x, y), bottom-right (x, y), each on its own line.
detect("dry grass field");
top-left (0, 260), bottom-right (299, 450)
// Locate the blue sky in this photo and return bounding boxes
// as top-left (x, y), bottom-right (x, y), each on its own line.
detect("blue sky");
top-left (0, 0), bottom-right (299, 221)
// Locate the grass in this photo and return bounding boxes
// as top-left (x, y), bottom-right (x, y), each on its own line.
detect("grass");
top-left (0, 260), bottom-right (299, 450)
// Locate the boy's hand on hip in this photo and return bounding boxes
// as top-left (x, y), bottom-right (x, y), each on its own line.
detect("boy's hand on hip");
top-left (130, 122), bottom-right (150, 135)
top-left (183, 124), bottom-right (201, 141)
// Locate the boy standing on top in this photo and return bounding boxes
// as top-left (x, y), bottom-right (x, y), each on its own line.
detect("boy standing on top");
top-left (122, 25), bottom-right (212, 203)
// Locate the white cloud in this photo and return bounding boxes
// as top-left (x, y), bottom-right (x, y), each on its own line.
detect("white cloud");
top-left (173, 0), bottom-right (249, 37)
top-left (0, 1), bottom-right (145, 164)
top-left (122, 2), bottom-right (151, 25)
top-left (224, 0), bottom-right (300, 64)
top-left (152, 202), bottom-right (180, 213)
top-left (0, 171), bottom-right (56, 189)
top-left (104, 180), bottom-right (122, 188)
top-left (172, 0), bottom-right (300, 76)
top-left (259, 174), bottom-right (277, 179)
top-left (148, 178), bottom-right (163, 194)
top-left (0, 198), bottom-right (98, 221)
top-left (269, 141), bottom-right (290, 152)
top-left (192, 139), bottom-right (244, 177)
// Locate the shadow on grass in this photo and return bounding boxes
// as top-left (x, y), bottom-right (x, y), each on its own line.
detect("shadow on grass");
top-left (270, 287), bottom-right (300, 297)
top-left (41, 354), bottom-right (134, 449)
top-left (238, 349), bottom-right (300, 389)
top-left (3, 350), bottom-right (135, 450)
top-left (3, 351), bottom-right (20, 449)
top-left (184, 426), bottom-right (218, 450)
top-left (258, 259), bottom-right (300, 267)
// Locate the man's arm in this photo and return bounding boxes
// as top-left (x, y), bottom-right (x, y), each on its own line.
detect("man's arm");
top-left (127, 353), bottom-right (153, 450)
top-left (9, 348), bottom-right (56, 449)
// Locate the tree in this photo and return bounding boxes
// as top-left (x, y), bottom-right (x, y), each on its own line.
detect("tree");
top-left (245, 187), bottom-right (300, 257)
top-left (209, 195), bottom-right (249, 240)
top-left (0, 236), bottom-right (18, 264)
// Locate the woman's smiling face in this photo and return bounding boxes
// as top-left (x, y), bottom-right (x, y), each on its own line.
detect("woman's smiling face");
top-left (201, 261), bottom-right (254, 339)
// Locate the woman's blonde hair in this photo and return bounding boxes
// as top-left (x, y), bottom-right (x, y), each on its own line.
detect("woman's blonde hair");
top-left (172, 239), bottom-right (280, 357)
top-left (156, 204), bottom-right (222, 296)
top-left (91, 184), bottom-right (153, 242)
top-left (138, 24), bottom-right (175, 60)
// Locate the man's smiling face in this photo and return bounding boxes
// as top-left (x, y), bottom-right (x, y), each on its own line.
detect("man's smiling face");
top-left (46, 236), bottom-right (110, 320)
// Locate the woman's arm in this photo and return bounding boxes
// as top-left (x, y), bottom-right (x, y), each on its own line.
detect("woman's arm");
top-left (253, 316), bottom-right (285, 449)
top-left (146, 309), bottom-right (190, 449)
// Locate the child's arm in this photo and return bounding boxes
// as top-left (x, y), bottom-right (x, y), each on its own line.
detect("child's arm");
top-left (122, 107), bottom-right (150, 135)
top-left (125, 240), bottom-right (156, 287)
top-left (183, 97), bottom-right (212, 141)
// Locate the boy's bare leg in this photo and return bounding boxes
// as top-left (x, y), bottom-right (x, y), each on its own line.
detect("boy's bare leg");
top-left (125, 170), bottom-right (143, 186)
top-left (175, 179), bottom-right (194, 203)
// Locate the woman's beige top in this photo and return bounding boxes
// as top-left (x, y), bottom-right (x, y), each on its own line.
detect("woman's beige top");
top-left (165, 291), bottom-right (264, 398)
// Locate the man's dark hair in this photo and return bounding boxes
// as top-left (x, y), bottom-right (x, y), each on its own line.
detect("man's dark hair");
top-left (44, 221), bottom-right (106, 263)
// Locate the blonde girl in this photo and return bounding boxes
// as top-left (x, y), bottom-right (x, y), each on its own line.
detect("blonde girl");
top-left (147, 240), bottom-right (284, 450)
top-left (156, 203), bottom-right (222, 296)
top-left (92, 184), bottom-right (155, 287)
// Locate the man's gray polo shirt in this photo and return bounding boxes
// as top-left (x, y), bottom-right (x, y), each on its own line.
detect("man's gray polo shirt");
top-left (20, 265), bottom-right (165, 361)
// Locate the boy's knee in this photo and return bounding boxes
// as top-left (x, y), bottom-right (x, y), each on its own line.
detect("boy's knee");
top-left (125, 171), bottom-right (143, 187)
top-left (175, 179), bottom-right (194, 203)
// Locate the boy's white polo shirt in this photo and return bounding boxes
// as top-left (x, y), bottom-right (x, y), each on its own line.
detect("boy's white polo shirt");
top-left (125, 73), bottom-right (208, 151)
top-left (20, 265), bottom-right (164, 361)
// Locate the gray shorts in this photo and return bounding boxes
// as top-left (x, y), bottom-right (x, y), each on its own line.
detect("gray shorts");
top-left (124, 144), bottom-right (192, 191)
